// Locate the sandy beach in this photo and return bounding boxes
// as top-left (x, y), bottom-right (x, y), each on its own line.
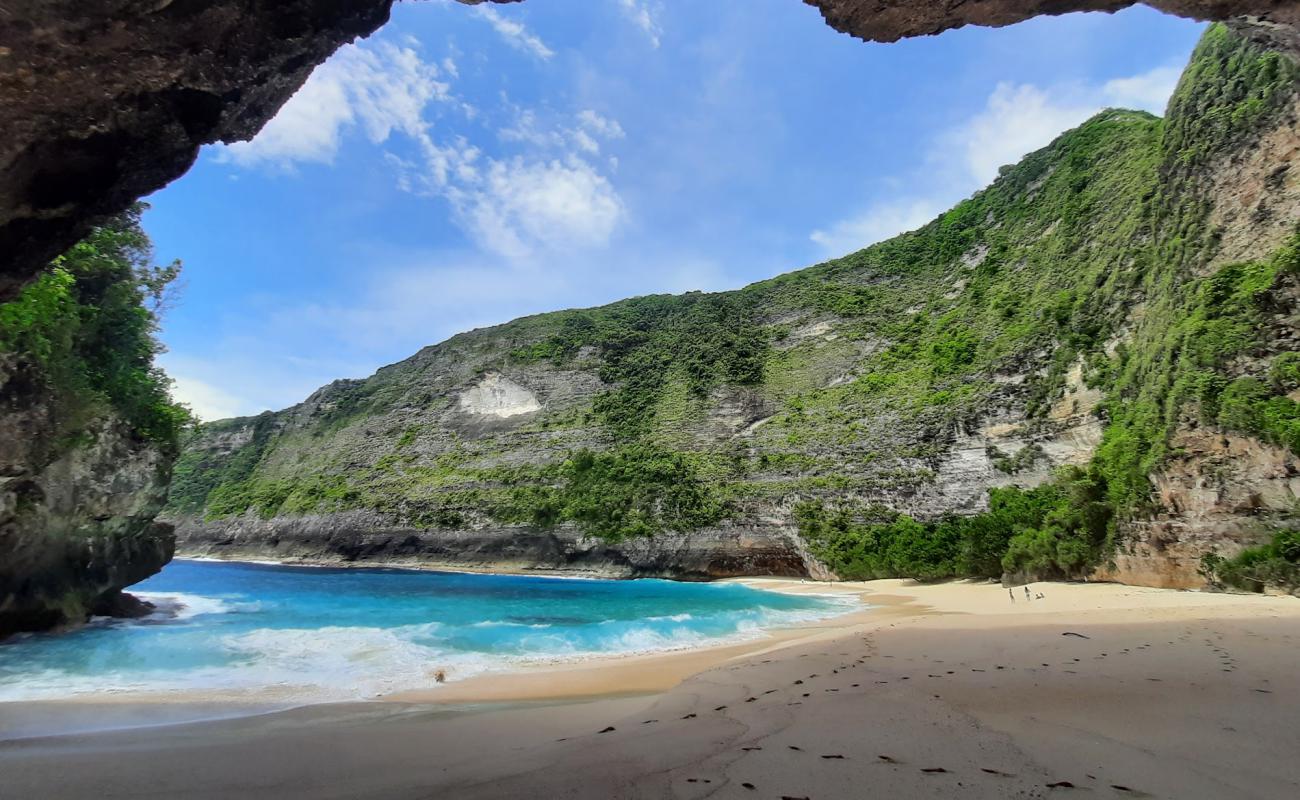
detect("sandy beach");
top-left (2, 579), bottom-right (1297, 799)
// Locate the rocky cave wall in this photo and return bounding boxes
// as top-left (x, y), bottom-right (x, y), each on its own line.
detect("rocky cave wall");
top-left (3, 1), bottom-right (1299, 300)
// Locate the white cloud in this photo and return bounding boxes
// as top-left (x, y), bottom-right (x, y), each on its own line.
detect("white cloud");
top-left (167, 374), bottom-right (248, 422)
top-left (500, 108), bottom-right (625, 157)
top-left (811, 62), bottom-right (1185, 255)
top-left (578, 109), bottom-right (626, 141)
top-left (473, 5), bottom-right (554, 60)
top-left (1102, 64), bottom-right (1183, 114)
top-left (219, 34), bottom-right (627, 261)
top-left (810, 200), bottom-right (942, 256)
top-left (216, 42), bottom-right (450, 169)
top-left (945, 62), bottom-right (1183, 186)
top-left (946, 82), bottom-right (1100, 186)
top-left (450, 157), bottom-right (625, 260)
top-left (618, 0), bottom-right (663, 48)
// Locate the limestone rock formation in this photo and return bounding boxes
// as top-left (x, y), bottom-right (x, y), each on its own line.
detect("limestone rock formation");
top-left (3, 1), bottom-right (1298, 299)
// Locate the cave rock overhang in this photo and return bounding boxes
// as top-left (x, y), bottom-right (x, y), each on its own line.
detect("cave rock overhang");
top-left (1, 0), bottom-right (1296, 299)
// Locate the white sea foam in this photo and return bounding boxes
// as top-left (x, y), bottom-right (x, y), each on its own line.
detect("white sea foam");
top-left (0, 573), bottom-right (864, 706)
top-left (134, 592), bottom-right (235, 620)
top-left (468, 620), bottom-right (554, 629)
top-left (644, 613), bottom-right (693, 622)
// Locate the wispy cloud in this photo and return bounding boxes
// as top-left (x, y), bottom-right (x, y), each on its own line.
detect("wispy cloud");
top-left (1102, 64), bottom-right (1183, 114)
top-left (810, 200), bottom-right (943, 256)
top-left (618, 0), bottom-right (663, 48)
top-left (472, 4), bottom-right (554, 60)
top-left (447, 157), bottom-right (625, 261)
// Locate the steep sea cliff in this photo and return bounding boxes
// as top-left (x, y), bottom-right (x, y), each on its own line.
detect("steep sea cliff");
top-left (169, 27), bottom-right (1300, 589)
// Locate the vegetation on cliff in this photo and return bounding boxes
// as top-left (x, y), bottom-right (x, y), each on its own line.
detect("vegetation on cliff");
top-left (169, 26), bottom-right (1300, 582)
top-left (0, 204), bottom-right (191, 455)
top-left (1201, 530), bottom-right (1300, 592)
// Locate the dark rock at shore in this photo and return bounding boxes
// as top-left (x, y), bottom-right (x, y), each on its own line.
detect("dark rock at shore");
top-left (90, 590), bottom-right (156, 620)
top-left (172, 511), bottom-right (833, 581)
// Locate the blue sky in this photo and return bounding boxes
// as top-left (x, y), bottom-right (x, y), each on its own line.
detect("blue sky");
top-left (142, 0), bottom-right (1205, 420)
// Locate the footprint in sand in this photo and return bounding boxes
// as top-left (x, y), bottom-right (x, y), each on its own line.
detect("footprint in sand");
top-left (878, 755), bottom-right (902, 764)
top-left (741, 746), bottom-right (763, 751)
top-left (715, 705), bottom-right (728, 711)
top-left (981, 768), bottom-right (1015, 777)
top-left (741, 782), bottom-right (756, 790)
top-left (788, 745), bottom-right (803, 751)
top-left (681, 714), bottom-right (697, 719)
top-left (921, 767), bottom-right (949, 774)
top-left (642, 719), bottom-right (657, 724)
top-left (598, 726), bottom-right (616, 733)
top-left (821, 754), bottom-right (846, 760)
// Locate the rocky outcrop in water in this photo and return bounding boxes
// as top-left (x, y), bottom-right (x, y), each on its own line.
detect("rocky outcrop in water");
top-left (0, 355), bottom-right (174, 638)
top-left (2, 1), bottom-right (1296, 300)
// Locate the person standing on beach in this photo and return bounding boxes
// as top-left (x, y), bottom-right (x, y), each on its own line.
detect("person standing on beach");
top-left (1024, 586), bottom-right (1032, 601)
top-left (1009, 588), bottom-right (1015, 604)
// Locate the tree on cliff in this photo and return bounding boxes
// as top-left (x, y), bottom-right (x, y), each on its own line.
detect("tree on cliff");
top-left (0, 203), bottom-right (192, 455)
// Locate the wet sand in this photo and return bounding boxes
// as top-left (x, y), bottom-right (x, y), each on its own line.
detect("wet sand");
top-left (2, 579), bottom-right (1297, 799)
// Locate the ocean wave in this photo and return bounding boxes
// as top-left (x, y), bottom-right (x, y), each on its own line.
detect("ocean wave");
top-left (0, 564), bottom-right (863, 705)
top-left (133, 592), bottom-right (237, 621)
top-left (643, 613), bottom-right (693, 623)
top-left (468, 620), bottom-right (554, 630)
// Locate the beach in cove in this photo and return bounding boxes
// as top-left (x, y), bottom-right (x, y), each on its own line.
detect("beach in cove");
top-left (1, 563), bottom-right (1297, 800)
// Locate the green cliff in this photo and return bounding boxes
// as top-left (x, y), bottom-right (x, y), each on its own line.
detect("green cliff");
top-left (169, 27), bottom-right (1300, 589)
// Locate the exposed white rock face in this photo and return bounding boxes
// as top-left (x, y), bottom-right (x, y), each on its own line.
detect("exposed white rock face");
top-left (458, 373), bottom-right (542, 418)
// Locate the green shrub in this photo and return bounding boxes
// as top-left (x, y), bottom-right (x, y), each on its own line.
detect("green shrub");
top-left (0, 204), bottom-right (191, 455)
top-left (1202, 530), bottom-right (1300, 592)
top-left (505, 445), bottom-right (727, 541)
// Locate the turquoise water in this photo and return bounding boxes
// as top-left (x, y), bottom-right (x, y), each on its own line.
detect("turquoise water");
top-left (0, 560), bottom-right (856, 702)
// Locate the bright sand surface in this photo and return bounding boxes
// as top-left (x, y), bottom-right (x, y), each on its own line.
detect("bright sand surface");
top-left (1, 579), bottom-right (1297, 799)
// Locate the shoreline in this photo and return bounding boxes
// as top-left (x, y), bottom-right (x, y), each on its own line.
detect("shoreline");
top-left (172, 550), bottom-right (815, 582)
top-left (18, 556), bottom-right (1288, 717)
top-left (3, 579), bottom-right (1297, 798)
top-left (6, 572), bottom-right (1288, 724)
top-left (0, 566), bottom-right (876, 736)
